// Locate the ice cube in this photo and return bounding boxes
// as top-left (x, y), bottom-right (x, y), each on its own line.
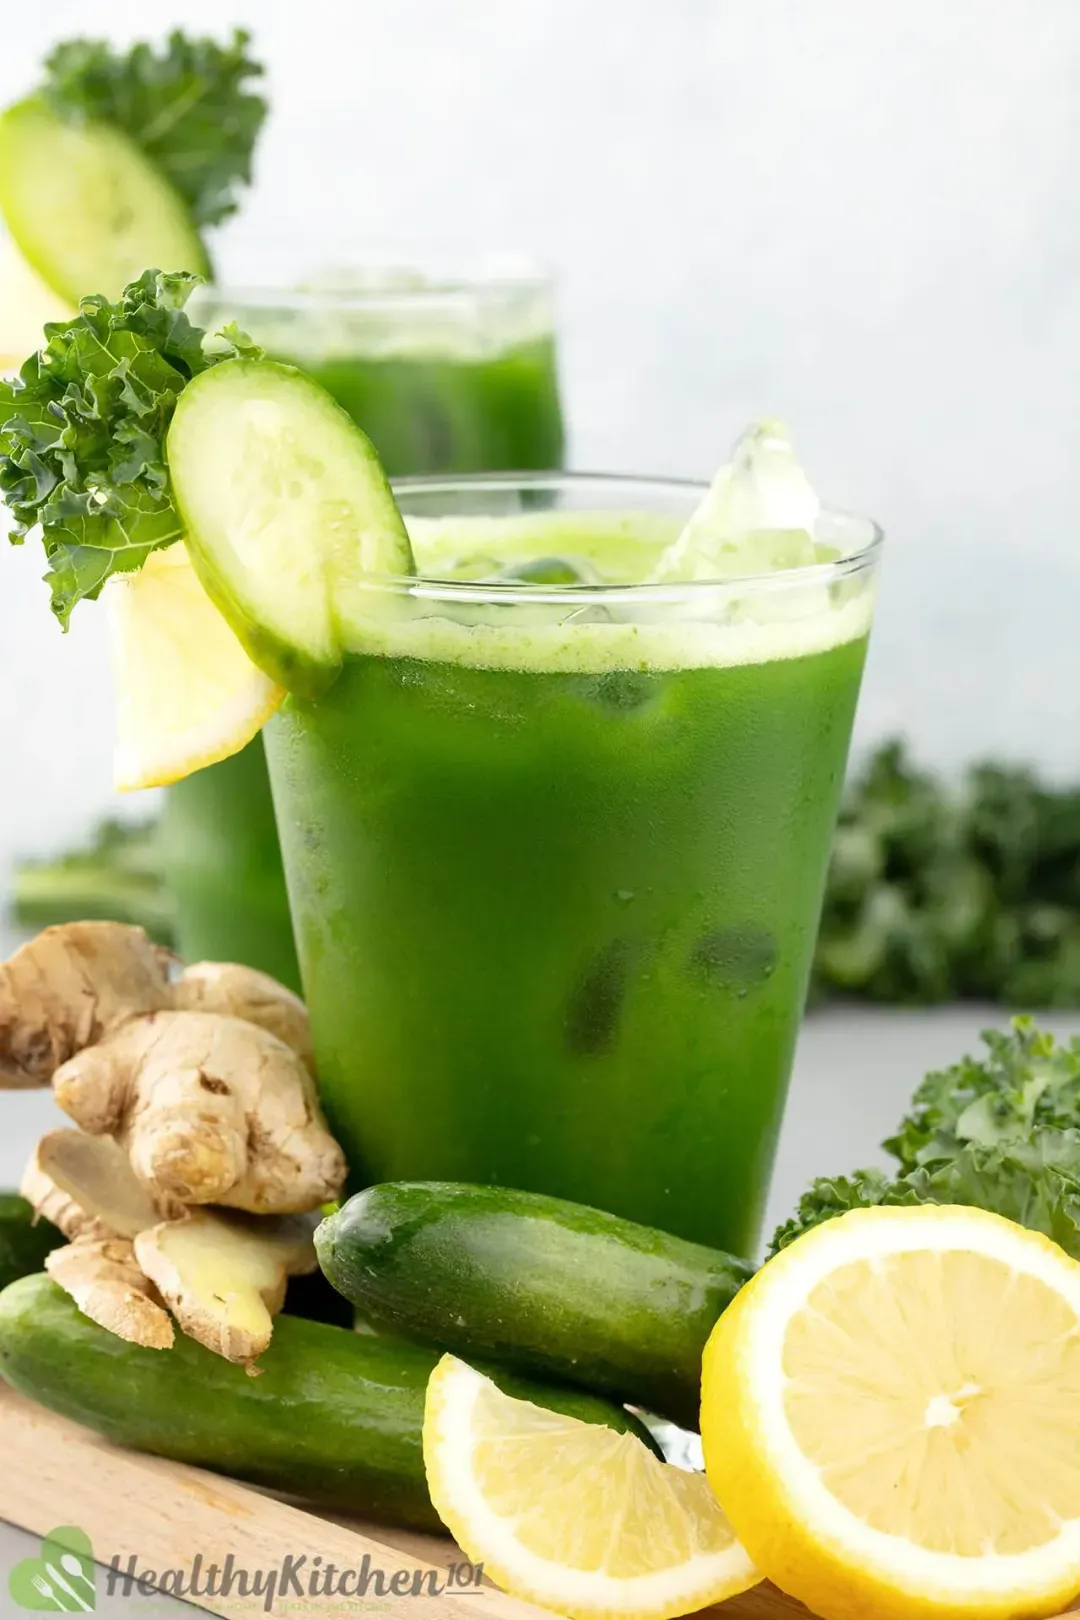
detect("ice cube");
top-left (497, 555), bottom-right (602, 586)
top-left (651, 419), bottom-right (821, 583)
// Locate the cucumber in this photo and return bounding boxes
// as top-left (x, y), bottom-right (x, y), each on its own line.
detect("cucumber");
top-left (0, 1196), bottom-right (63, 1290)
top-left (0, 1275), bottom-right (657, 1530)
top-left (316, 1183), bottom-right (755, 1429)
top-left (0, 97), bottom-right (208, 305)
top-left (169, 359), bottom-right (416, 698)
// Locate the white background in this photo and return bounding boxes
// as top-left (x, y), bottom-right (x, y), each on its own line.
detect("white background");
top-left (2, 0), bottom-right (1080, 887)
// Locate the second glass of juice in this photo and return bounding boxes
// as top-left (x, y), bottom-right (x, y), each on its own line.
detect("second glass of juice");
top-left (158, 269), bottom-right (564, 987)
top-left (264, 475), bottom-right (882, 1258)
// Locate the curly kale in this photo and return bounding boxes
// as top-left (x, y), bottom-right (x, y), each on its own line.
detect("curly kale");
top-left (885, 1017), bottom-right (1080, 1170)
top-left (42, 29), bottom-right (267, 229)
top-left (0, 269), bottom-right (260, 625)
top-left (770, 1169), bottom-right (900, 1252)
top-left (814, 741), bottom-right (1080, 1008)
top-left (771, 1020), bottom-right (1080, 1260)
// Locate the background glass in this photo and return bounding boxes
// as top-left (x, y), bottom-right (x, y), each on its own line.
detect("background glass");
top-left (160, 270), bottom-right (565, 987)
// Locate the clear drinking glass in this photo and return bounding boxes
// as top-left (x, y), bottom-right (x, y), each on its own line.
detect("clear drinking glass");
top-left (262, 472), bottom-right (883, 1257)
top-left (159, 270), bottom-right (565, 988)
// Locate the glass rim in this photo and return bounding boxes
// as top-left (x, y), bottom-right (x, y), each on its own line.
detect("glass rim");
top-left (382, 470), bottom-right (884, 606)
top-left (192, 259), bottom-right (555, 316)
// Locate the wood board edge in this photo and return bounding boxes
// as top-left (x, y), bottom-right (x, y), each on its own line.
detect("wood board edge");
top-left (0, 1387), bottom-right (791, 1617)
top-left (1, 1387), bottom-right (1076, 1619)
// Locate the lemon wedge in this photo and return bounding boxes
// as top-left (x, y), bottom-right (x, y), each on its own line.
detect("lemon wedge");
top-left (107, 542), bottom-right (284, 792)
top-left (701, 1204), bottom-right (1080, 1620)
top-left (422, 1353), bottom-right (759, 1620)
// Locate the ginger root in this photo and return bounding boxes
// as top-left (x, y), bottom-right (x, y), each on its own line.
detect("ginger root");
top-left (1, 923), bottom-right (345, 1217)
top-left (21, 1129), bottom-right (164, 1241)
top-left (173, 962), bottom-right (314, 1072)
top-left (54, 1011), bottom-right (344, 1216)
top-left (46, 1235), bottom-right (175, 1350)
top-left (4, 923), bottom-right (345, 1360)
top-left (0, 923), bottom-right (315, 1085)
top-left (23, 1128), bottom-right (173, 1349)
top-left (135, 1210), bottom-right (317, 1364)
top-left (22, 1129), bottom-right (316, 1361)
top-left (0, 922), bottom-right (173, 1088)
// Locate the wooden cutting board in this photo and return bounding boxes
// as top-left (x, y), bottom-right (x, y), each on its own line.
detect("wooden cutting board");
top-left (0, 1387), bottom-right (1076, 1620)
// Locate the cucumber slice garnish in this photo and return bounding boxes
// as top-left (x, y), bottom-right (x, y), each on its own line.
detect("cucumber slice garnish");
top-left (168, 358), bottom-right (416, 697)
top-left (0, 97), bottom-right (208, 304)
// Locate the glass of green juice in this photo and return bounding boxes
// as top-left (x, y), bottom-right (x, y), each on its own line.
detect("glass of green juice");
top-left (159, 268), bottom-right (565, 988)
top-left (262, 473), bottom-right (883, 1258)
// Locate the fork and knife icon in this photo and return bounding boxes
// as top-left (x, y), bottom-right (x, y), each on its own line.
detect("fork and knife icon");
top-left (28, 1552), bottom-right (95, 1611)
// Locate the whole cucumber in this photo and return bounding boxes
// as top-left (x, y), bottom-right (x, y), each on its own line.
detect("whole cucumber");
top-left (316, 1182), bottom-right (754, 1428)
top-left (0, 1195), bottom-right (62, 1290)
top-left (0, 1275), bottom-right (655, 1530)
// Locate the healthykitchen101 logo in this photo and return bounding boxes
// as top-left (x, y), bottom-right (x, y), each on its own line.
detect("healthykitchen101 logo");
top-left (9, 1524), bottom-right (487, 1611)
top-left (8, 1526), bottom-right (96, 1611)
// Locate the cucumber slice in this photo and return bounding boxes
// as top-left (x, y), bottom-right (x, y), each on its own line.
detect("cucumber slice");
top-left (169, 358), bottom-right (416, 697)
top-left (0, 97), bottom-right (208, 304)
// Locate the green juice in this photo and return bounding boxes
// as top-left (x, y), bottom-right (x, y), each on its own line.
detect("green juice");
top-left (160, 277), bottom-right (564, 986)
top-left (156, 740), bottom-right (298, 988)
top-left (263, 491), bottom-right (879, 1256)
top-left (295, 338), bottom-right (564, 478)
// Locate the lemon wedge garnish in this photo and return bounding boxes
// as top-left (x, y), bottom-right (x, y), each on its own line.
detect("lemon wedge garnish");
top-left (107, 542), bottom-right (284, 792)
top-left (422, 1354), bottom-right (759, 1620)
top-left (701, 1203), bottom-right (1080, 1620)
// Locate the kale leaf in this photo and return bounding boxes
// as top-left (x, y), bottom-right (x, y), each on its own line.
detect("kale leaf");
top-left (771, 1146), bottom-right (1080, 1261)
top-left (42, 29), bottom-right (267, 229)
top-left (771, 1020), bottom-right (1080, 1259)
top-left (0, 269), bottom-right (261, 625)
top-left (885, 1017), bottom-right (1080, 1170)
top-left (770, 1169), bottom-right (901, 1253)
top-left (814, 740), bottom-right (1080, 1008)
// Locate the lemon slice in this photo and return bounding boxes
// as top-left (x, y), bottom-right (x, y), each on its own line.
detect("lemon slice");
top-left (107, 543), bottom-right (284, 792)
top-left (0, 228), bottom-right (72, 372)
top-left (701, 1204), bottom-right (1080, 1620)
top-left (422, 1354), bottom-right (759, 1620)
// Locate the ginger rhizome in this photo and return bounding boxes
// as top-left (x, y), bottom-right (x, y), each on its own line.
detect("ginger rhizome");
top-left (22, 1131), bottom-right (176, 1349)
top-left (21, 1130), bottom-right (318, 1361)
top-left (135, 1209), bottom-right (317, 1362)
top-left (5, 923), bottom-right (345, 1362)
top-left (1, 922), bottom-right (344, 1213)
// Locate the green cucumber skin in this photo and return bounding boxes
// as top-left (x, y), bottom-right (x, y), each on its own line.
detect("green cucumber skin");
top-left (171, 358), bottom-right (415, 701)
top-left (0, 1275), bottom-right (656, 1530)
top-left (316, 1183), bottom-right (755, 1429)
top-left (0, 1197), bottom-right (63, 1291)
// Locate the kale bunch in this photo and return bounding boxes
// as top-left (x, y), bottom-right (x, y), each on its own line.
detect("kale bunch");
top-left (0, 269), bottom-right (259, 625)
top-left (813, 741), bottom-right (1080, 1007)
top-left (42, 29), bottom-right (267, 229)
top-left (772, 1018), bottom-right (1080, 1258)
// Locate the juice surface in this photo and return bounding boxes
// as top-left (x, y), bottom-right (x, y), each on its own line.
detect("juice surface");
top-left (265, 515), bottom-right (874, 1256)
top-left (161, 304), bottom-right (564, 982)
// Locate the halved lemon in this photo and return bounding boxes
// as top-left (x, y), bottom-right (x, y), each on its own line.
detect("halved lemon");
top-left (422, 1354), bottom-right (759, 1620)
top-left (107, 542), bottom-right (284, 791)
top-left (701, 1204), bottom-right (1080, 1620)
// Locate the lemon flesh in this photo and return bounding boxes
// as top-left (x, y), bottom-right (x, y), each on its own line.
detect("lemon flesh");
top-left (423, 1354), bottom-right (759, 1620)
top-left (702, 1203), bottom-right (1080, 1620)
top-left (108, 543), bottom-right (283, 792)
